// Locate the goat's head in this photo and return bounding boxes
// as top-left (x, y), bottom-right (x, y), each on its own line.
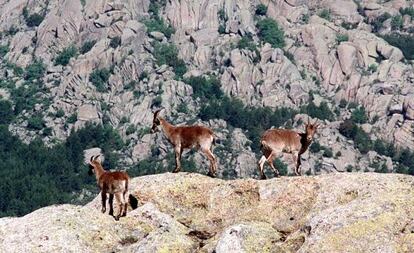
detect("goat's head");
top-left (304, 118), bottom-right (319, 142)
top-left (88, 155), bottom-right (101, 175)
top-left (150, 108), bottom-right (163, 133)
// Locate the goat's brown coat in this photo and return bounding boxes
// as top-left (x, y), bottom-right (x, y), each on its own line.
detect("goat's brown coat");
top-left (89, 156), bottom-right (129, 220)
top-left (258, 120), bottom-right (318, 179)
top-left (151, 109), bottom-right (217, 177)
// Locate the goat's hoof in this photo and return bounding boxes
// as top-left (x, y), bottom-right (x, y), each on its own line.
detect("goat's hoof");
top-left (101, 208), bottom-right (106, 213)
top-left (260, 175), bottom-right (267, 180)
top-left (109, 211), bottom-right (113, 216)
top-left (207, 172), bottom-right (216, 178)
top-left (172, 168), bottom-right (181, 173)
top-left (114, 216), bottom-right (120, 221)
top-left (122, 213), bottom-right (127, 217)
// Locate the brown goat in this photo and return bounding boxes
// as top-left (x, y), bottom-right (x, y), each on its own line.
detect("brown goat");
top-left (150, 109), bottom-right (217, 177)
top-left (88, 155), bottom-right (130, 220)
top-left (258, 118), bottom-right (319, 179)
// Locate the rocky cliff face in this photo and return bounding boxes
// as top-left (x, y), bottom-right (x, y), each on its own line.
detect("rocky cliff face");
top-left (0, 0), bottom-right (414, 176)
top-left (1, 173), bottom-right (413, 252)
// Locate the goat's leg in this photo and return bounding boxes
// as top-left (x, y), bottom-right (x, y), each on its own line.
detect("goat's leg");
top-left (114, 193), bottom-right (124, 221)
top-left (202, 148), bottom-right (217, 177)
top-left (294, 153), bottom-right (302, 176)
top-left (172, 146), bottom-right (182, 173)
top-left (266, 152), bottom-right (280, 177)
top-left (258, 155), bottom-right (267, 180)
top-left (122, 190), bottom-right (128, 217)
top-left (108, 194), bottom-right (114, 216)
top-left (101, 191), bottom-right (107, 214)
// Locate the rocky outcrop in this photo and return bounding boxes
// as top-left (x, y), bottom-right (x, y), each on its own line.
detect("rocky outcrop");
top-left (1, 0), bottom-right (414, 178)
top-left (1, 173), bottom-right (413, 252)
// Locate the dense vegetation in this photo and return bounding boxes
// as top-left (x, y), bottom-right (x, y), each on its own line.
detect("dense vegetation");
top-left (380, 33), bottom-right (414, 60)
top-left (80, 40), bottom-right (96, 54)
top-left (89, 68), bottom-right (111, 92)
top-left (184, 75), bottom-right (297, 152)
top-left (143, 0), bottom-right (174, 38)
top-left (0, 106), bottom-right (124, 217)
top-left (153, 42), bottom-right (187, 78)
top-left (54, 45), bottom-right (78, 66)
top-left (339, 109), bottom-right (414, 175)
top-left (256, 18), bottom-right (285, 48)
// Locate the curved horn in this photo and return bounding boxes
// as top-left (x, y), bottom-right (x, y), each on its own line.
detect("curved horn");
top-left (90, 156), bottom-right (94, 162)
top-left (154, 108), bottom-right (164, 117)
top-left (307, 116), bottom-right (310, 125)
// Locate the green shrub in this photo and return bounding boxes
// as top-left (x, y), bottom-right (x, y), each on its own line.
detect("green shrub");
top-left (322, 147), bottom-right (333, 158)
top-left (11, 85), bottom-right (40, 114)
top-left (153, 42), bottom-right (187, 78)
top-left (177, 103), bottom-right (189, 114)
top-left (152, 96), bottom-right (162, 107)
top-left (55, 109), bottom-right (65, 118)
top-left (42, 127), bottom-right (52, 136)
top-left (24, 59), bottom-right (46, 81)
top-left (218, 24), bottom-right (226, 34)
top-left (5, 62), bottom-right (24, 76)
top-left (301, 101), bottom-right (335, 121)
top-left (351, 106), bottom-right (368, 124)
top-left (139, 71), bottom-right (148, 81)
top-left (274, 159), bottom-right (288, 176)
top-left (184, 75), bottom-right (223, 101)
top-left (237, 35), bottom-right (257, 51)
top-left (339, 120), bottom-right (372, 154)
top-left (339, 120), bottom-right (357, 139)
top-left (54, 45), bottom-right (78, 66)
top-left (80, 40), bottom-right (96, 54)
top-left (400, 7), bottom-right (414, 19)
top-left (336, 33), bottom-right (349, 43)
top-left (27, 115), bottom-right (45, 130)
top-left (218, 8), bottom-right (227, 21)
top-left (25, 13), bottom-right (44, 27)
top-left (391, 15), bottom-right (403, 30)
top-left (126, 125), bottom-right (136, 135)
top-left (310, 141), bottom-right (322, 153)
top-left (0, 44), bottom-right (9, 57)
top-left (380, 33), bottom-right (414, 60)
top-left (318, 9), bottom-right (331, 21)
top-left (302, 14), bottom-right (309, 24)
top-left (256, 18), bottom-right (285, 48)
top-left (67, 113), bottom-right (77, 124)
top-left (0, 100), bottom-right (14, 124)
top-left (109, 36), bottom-right (121, 48)
top-left (367, 64), bottom-right (377, 73)
top-left (255, 4), bottom-right (268, 16)
top-left (89, 68), bottom-right (110, 92)
top-left (371, 12), bottom-right (391, 32)
top-left (143, 18), bottom-right (175, 38)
